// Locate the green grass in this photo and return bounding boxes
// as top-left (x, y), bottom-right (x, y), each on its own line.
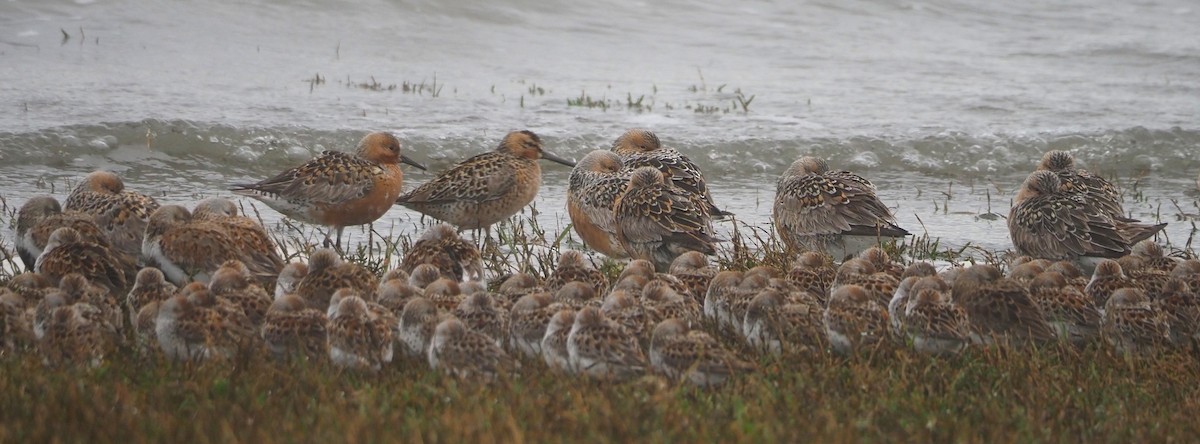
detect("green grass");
top-left (3, 343), bottom-right (1200, 442)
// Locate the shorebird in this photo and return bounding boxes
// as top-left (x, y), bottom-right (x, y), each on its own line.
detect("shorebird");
top-left (773, 156), bottom-right (909, 260)
top-left (545, 250), bottom-right (610, 296)
top-left (275, 262), bottom-right (308, 300)
top-left (741, 288), bottom-right (825, 355)
top-left (261, 293), bottom-right (328, 361)
top-left (541, 308), bottom-right (576, 372)
top-left (16, 196), bottom-right (110, 272)
top-left (452, 291), bottom-right (508, 346)
top-left (125, 267), bottom-right (177, 328)
top-left (1102, 288), bottom-right (1171, 356)
top-left (567, 150), bottom-right (629, 258)
top-left (36, 227), bottom-right (133, 294)
top-left (429, 318), bottom-right (517, 380)
top-left (567, 306), bottom-right (647, 380)
top-left (668, 251), bottom-right (716, 300)
top-left (614, 167), bottom-right (717, 272)
top-left (155, 294), bottom-right (238, 362)
top-left (1009, 170), bottom-right (1165, 271)
top-left (396, 130), bottom-right (574, 232)
top-left (232, 132), bottom-right (425, 251)
top-left (327, 293), bottom-right (394, 371)
top-left (823, 285), bottom-right (890, 355)
top-left (142, 205), bottom-right (247, 285)
top-left (399, 223), bottom-right (484, 283)
top-left (785, 252), bottom-right (837, 303)
top-left (610, 128), bottom-right (728, 217)
top-left (1027, 271), bottom-right (1101, 345)
top-left (63, 170), bottom-right (160, 260)
top-left (507, 293), bottom-right (560, 359)
top-left (293, 248), bottom-right (378, 311)
top-left (649, 318), bottom-right (753, 387)
top-left (192, 197), bottom-right (284, 280)
top-left (903, 285), bottom-right (971, 356)
top-left (952, 264), bottom-right (1056, 346)
top-left (1036, 150), bottom-right (1125, 221)
top-left (398, 297), bottom-right (445, 359)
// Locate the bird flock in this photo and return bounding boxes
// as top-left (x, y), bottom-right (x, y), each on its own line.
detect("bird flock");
top-left (2, 127), bottom-right (1194, 386)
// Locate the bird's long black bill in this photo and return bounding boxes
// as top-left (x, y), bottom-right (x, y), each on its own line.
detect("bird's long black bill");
top-left (542, 151), bottom-right (576, 168)
top-left (401, 154), bottom-right (428, 171)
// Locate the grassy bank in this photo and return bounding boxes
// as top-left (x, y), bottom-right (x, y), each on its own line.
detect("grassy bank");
top-left (2, 343), bottom-right (1200, 442)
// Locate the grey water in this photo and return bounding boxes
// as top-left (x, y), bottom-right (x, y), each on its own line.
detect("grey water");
top-left (2, 0), bottom-right (1198, 262)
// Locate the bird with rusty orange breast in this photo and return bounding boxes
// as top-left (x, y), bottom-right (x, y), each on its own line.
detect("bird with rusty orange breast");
top-left (614, 167), bottom-right (718, 272)
top-left (567, 150), bottom-right (629, 259)
top-left (232, 132), bottom-right (426, 251)
top-left (396, 130), bottom-right (575, 232)
top-left (63, 170), bottom-right (161, 260)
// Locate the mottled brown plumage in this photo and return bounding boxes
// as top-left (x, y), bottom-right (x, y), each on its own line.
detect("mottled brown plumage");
top-left (773, 157), bottom-right (908, 259)
top-left (650, 318), bottom-right (753, 387)
top-left (742, 288), bottom-right (825, 355)
top-left (429, 318), bottom-right (517, 380)
top-left (400, 223), bottom-right (484, 283)
top-left (35, 227), bottom-right (130, 293)
top-left (261, 294), bottom-right (328, 361)
top-left (17, 196), bottom-right (110, 272)
top-left (142, 205), bottom-right (245, 285)
top-left (953, 264), bottom-right (1056, 345)
top-left (125, 267), bottom-right (177, 328)
top-left (294, 248), bottom-right (378, 312)
top-left (567, 150), bottom-right (629, 258)
top-left (1102, 288), bottom-right (1171, 356)
top-left (192, 197), bottom-right (285, 280)
top-left (1009, 170), bottom-right (1164, 262)
top-left (234, 132), bottom-right (424, 249)
top-left (614, 167), bottom-right (717, 272)
top-left (545, 250), bottom-right (609, 296)
top-left (611, 128), bottom-right (727, 217)
top-left (397, 130), bottom-right (573, 230)
top-left (823, 285), bottom-right (890, 354)
top-left (1028, 271), bottom-right (1101, 345)
top-left (63, 170), bottom-right (160, 260)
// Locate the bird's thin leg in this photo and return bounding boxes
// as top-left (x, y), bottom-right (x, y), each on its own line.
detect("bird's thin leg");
top-left (322, 228), bottom-right (334, 249)
top-left (335, 226), bottom-right (346, 254)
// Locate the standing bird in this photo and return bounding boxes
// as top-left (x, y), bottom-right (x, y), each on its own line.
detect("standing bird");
top-left (567, 150), bottom-right (630, 258)
top-left (396, 130), bottom-right (575, 232)
top-left (610, 128), bottom-right (728, 217)
top-left (232, 132), bottom-right (425, 251)
top-left (614, 167), bottom-right (717, 272)
top-left (773, 156), bottom-right (909, 260)
top-left (1009, 170), bottom-right (1165, 269)
top-left (63, 170), bottom-right (160, 260)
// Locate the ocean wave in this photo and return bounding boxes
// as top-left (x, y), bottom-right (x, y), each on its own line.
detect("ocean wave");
top-left (1, 120), bottom-right (1197, 180)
